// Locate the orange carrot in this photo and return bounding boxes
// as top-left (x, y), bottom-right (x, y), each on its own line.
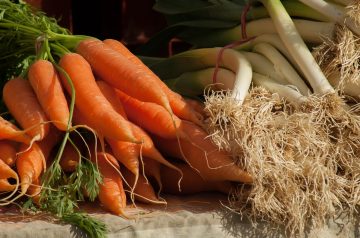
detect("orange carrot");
top-left (153, 121), bottom-right (253, 183)
top-left (28, 59), bottom-right (70, 131)
top-left (184, 98), bottom-right (206, 118)
top-left (96, 80), bottom-right (127, 118)
top-left (0, 140), bottom-right (17, 167)
top-left (0, 116), bottom-right (31, 144)
top-left (76, 38), bottom-right (172, 113)
top-left (3, 78), bottom-right (49, 140)
top-left (161, 162), bottom-right (234, 195)
top-left (0, 179), bottom-right (16, 192)
top-left (103, 39), bottom-right (203, 125)
top-left (96, 80), bottom-right (178, 173)
top-left (107, 139), bottom-right (139, 176)
top-left (0, 159), bottom-right (18, 181)
top-left (38, 125), bottom-right (63, 161)
top-left (0, 156), bottom-right (18, 202)
top-left (107, 122), bottom-right (182, 182)
top-left (58, 52), bottom-right (136, 143)
top-left (129, 124), bottom-right (181, 175)
top-left (121, 166), bottom-right (161, 204)
top-left (116, 89), bottom-right (185, 139)
top-left (72, 107), bottom-right (139, 182)
top-left (59, 142), bottom-right (80, 172)
top-left (142, 157), bottom-right (162, 191)
top-left (24, 126), bottom-right (63, 204)
top-left (16, 143), bottom-right (45, 194)
top-left (73, 100), bottom-right (178, 195)
top-left (91, 152), bottom-right (127, 216)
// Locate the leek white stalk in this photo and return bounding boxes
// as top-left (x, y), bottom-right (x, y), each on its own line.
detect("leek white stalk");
top-left (252, 43), bottom-right (311, 96)
top-left (299, 0), bottom-right (360, 35)
top-left (235, 34), bottom-right (302, 77)
top-left (241, 51), bottom-right (288, 85)
top-left (223, 50), bottom-right (253, 102)
top-left (189, 18), bottom-right (335, 48)
top-left (149, 48), bottom-right (252, 103)
top-left (252, 73), bottom-right (308, 106)
top-left (164, 67), bottom-right (236, 97)
top-left (246, 19), bottom-right (335, 44)
top-left (261, 0), bottom-right (334, 95)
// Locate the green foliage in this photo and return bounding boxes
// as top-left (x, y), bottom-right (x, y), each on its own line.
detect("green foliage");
top-left (62, 213), bottom-right (107, 238)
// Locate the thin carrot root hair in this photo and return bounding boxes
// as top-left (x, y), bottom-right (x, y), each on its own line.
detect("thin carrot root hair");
top-left (313, 25), bottom-right (360, 93)
top-left (138, 137), bottom-right (147, 183)
top-left (70, 123), bottom-right (136, 201)
top-left (104, 147), bottom-right (139, 208)
top-left (203, 87), bottom-right (360, 236)
top-left (95, 149), bottom-right (137, 211)
top-left (123, 189), bottom-right (167, 205)
top-left (23, 182), bottom-right (42, 198)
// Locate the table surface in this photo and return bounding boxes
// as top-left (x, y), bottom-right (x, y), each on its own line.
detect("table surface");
top-left (0, 193), bottom-right (357, 238)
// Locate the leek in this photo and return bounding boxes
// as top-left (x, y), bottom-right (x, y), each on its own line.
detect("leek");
top-left (164, 67), bottom-right (236, 97)
top-left (252, 72), bottom-right (308, 106)
top-left (252, 43), bottom-right (311, 95)
top-left (186, 18), bottom-right (335, 48)
top-left (241, 51), bottom-right (288, 85)
top-left (260, 0), bottom-right (334, 95)
top-left (299, 0), bottom-right (360, 35)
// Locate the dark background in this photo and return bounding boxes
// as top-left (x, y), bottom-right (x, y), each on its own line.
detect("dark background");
top-left (25, 0), bottom-right (167, 51)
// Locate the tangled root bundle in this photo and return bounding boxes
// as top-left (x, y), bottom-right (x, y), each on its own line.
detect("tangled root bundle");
top-left (313, 25), bottom-right (360, 97)
top-left (204, 87), bottom-right (360, 236)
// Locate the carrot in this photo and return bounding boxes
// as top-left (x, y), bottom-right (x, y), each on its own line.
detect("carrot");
top-left (0, 179), bottom-right (16, 192)
top-left (91, 152), bottom-right (127, 216)
top-left (28, 59), bottom-right (70, 131)
top-left (103, 39), bottom-right (203, 125)
top-left (73, 100), bottom-right (178, 197)
top-left (153, 121), bottom-right (253, 183)
top-left (161, 162), bottom-right (234, 195)
top-left (96, 80), bottom-right (127, 118)
top-left (16, 143), bottom-right (45, 194)
top-left (76, 38), bottom-right (172, 114)
top-left (107, 139), bottom-right (139, 176)
top-left (0, 140), bottom-right (17, 167)
top-left (142, 157), bottom-right (162, 192)
top-left (72, 107), bottom-right (140, 183)
top-left (0, 159), bottom-right (18, 181)
top-left (116, 89), bottom-right (185, 139)
top-left (38, 125), bottom-right (63, 161)
top-left (96, 80), bottom-right (179, 173)
top-left (24, 126), bottom-right (63, 204)
top-left (0, 117), bottom-right (31, 144)
top-left (3, 77), bottom-right (49, 140)
top-left (184, 98), bottom-right (206, 119)
top-left (58, 52), bottom-right (136, 143)
top-left (121, 166), bottom-right (162, 204)
top-left (95, 80), bottom-right (141, 175)
top-left (0, 159), bottom-right (19, 202)
top-left (129, 124), bottom-right (181, 176)
top-left (59, 142), bottom-right (80, 173)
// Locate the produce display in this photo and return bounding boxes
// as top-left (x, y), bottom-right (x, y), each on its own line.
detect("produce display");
top-left (0, 0), bottom-right (359, 237)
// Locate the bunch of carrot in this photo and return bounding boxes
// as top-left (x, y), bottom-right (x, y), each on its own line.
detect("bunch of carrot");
top-left (0, 41), bottom-right (249, 208)
top-left (0, 1), bottom-right (253, 237)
